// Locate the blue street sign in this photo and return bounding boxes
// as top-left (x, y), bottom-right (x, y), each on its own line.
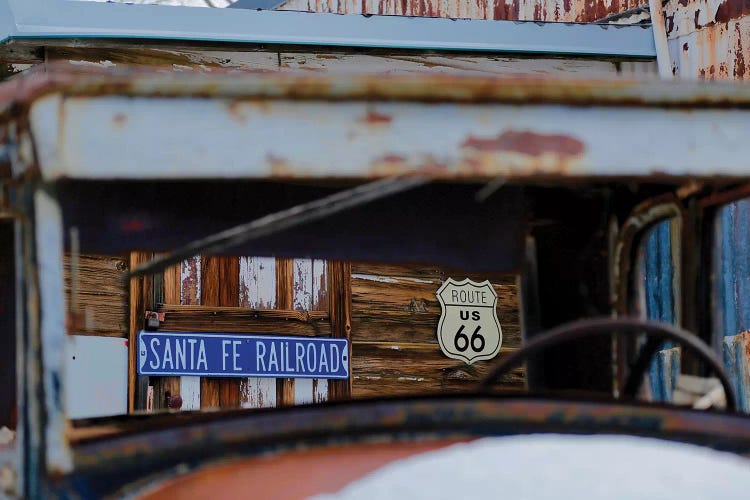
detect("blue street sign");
top-left (138, 331), bottom-right (349, 379)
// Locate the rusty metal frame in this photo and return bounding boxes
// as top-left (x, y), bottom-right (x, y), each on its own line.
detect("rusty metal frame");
top-left (612, 197), bottom-right (685, 394)
top-left (58, 395), bottom-right (750, 497)
top-left (0, 0), bottom-right (656, 57)
top-left (1, 71), bottom-right (750, 183)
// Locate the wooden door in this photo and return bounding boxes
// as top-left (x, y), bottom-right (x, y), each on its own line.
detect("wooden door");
top-left (130, 254), bottom-right (351, 412)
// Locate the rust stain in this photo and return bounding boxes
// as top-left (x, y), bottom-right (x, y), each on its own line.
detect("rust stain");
top-left (361, 109), bottom-right (393, 125)
top-left (112, 112), bottom-right (127, 126)
top-left (735, 23), bottom-right (747, 78)
top-left (227, 101), bottom-right (248, 123)
top-left (461, 130), bottom-right (585, 157)
top-left (140, 440), bottom-right (465, 500)
top-left (380, 154), bottom-right (406, 163)
top-left (714, 0), bottom-right (746, 24)
top-left (280, 0), bottom-right (642, 22)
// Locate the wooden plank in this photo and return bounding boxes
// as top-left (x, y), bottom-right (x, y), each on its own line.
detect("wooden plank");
top-left (351, 274), bottom-right (520, 345)
top-left (128, 252), bottom-right (151, 413)
top-left (351, 341), bottom-right (524, 398)
top-left (328, 261), bottom-right (353, 400)
top-left (239, 256), bottom-right (277, 409)
top-left (218, 256), bottom-right (241, 408)
top-left (157, 259), bottom-right (196, 412)
top-left (240, 378), bottom-right (276, 409)
top-left (45, 46), bottom-right (280, 72)
top-left (200, 256), bottom-right (242, 408)
top-left (276, 258), bottom-right (295, 406)
top-left (64, 254), bottom-right (128, 337)
top-left (292, 258), bottom-right (329, 403)
top-left (157, 304), bottom-right (331, 336)
top-left (352, 262), bottom-right (516, 285)
top-left (352, 371), bottom-right (525, 398)
top-left (311, 259), bottom-right (329, 400)
top-left (163, 263), bottom-right (181, 306)
top-left (180, 376), bottom-right (201, 411)
top-left (200, 255), bottom-right (221, 409)
top-left (277, 52), bottom-right (620, 77)
top-left (181, 255), bottom-right (201, 306)
top-left (239, 256), bottom-right (276, 309)
top-left (294, 378), bottom-right (328, 404)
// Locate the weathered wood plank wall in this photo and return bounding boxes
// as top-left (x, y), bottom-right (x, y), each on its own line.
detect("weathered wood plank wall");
top-left (63, 254), bottom-right (128, 338)
top-left (42, 46), bottom-right (651, 78)
top-left (67, 253), bottom-right (521, 411)
top-left (350, 263), bottom-right (522, 397)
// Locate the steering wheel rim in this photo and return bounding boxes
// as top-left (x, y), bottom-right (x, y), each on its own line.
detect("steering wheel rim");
top-left (478, 317), bottom-right (736, 413)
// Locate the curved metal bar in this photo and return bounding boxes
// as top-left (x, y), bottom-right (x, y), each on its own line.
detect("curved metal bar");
top-left (479, 317), bottom-right (737, 412)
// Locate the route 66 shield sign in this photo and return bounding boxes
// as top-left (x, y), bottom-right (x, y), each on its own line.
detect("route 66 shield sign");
top-left (436, 278), bottom-right (502, 365)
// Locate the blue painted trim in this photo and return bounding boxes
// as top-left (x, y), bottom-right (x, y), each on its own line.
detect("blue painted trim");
top-left (644, 220), bottom-right (676, 402)
top-left (1, 0), bottom-right (656, 57)
top-left (0, 0), bottom-right (14, 45)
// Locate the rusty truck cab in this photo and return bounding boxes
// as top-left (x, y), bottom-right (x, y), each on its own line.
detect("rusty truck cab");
top-left (2, 1), bottom-right (750, 498)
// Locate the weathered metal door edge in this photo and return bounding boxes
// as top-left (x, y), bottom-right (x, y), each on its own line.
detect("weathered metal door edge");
top-left (1, 0), bottom-right (656, 58)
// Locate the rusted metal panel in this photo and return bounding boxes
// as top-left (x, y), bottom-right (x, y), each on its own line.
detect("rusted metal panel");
top-left (67, 397), bottom-right (750, 497)
top-left (665, 0), bottom-right (750, 79)
top-left (24, 91), bottom-right (750, 182)
top-left (138, 440), bottom-right (461, 500)
top-left (34, 189), bottom-right (73, 474)
top-left (278, 0), bottom-right (644, 23)
top-left (723, 332), bottom-right (750, 412)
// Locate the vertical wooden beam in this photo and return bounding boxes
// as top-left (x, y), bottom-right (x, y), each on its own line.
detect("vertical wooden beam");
top-left (160, 262), bottom-right (192, 410)
top-left (200, 256), bottom-right (221, 409)
top-left (239, 256), bottom-right (277, 409)
top-left (163, 263), bottom-right (181, 305)
top-left (276, 257), bottom-right (295, 407)
top-left (200, 255), bottom-right (241, 409)
top-left (327, 261), bottom-right (352, 400)
top-left (219, 256), bottom-right (240, 408)
top-left (128, 251), bottom-right (153, 413)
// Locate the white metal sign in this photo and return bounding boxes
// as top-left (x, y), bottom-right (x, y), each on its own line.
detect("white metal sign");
top-left (436, 278), bottom-right (502, 365)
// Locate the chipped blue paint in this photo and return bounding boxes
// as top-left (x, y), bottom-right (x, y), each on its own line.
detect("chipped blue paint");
top-left (642, 220), bottom-right (677, 402)
top-left (715, 200), bottom-right (750, 412)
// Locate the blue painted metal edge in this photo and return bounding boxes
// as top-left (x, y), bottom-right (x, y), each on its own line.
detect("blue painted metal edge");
top-left (1, 0), bottom-right (656, 58)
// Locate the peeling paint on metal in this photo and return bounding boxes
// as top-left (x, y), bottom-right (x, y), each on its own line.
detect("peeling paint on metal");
top-left (723, 331), bottom-right (750, 412)
top-left (665, 0), bottom-right (750, 79)
top-left (461, 130), bottom-right (585, 157)
top-left (277, 0), bottom-right (645, 22)
top-left (34, 189), bottom-right (73, 474)
top-left (26, 91), bottom-right (750, 181)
